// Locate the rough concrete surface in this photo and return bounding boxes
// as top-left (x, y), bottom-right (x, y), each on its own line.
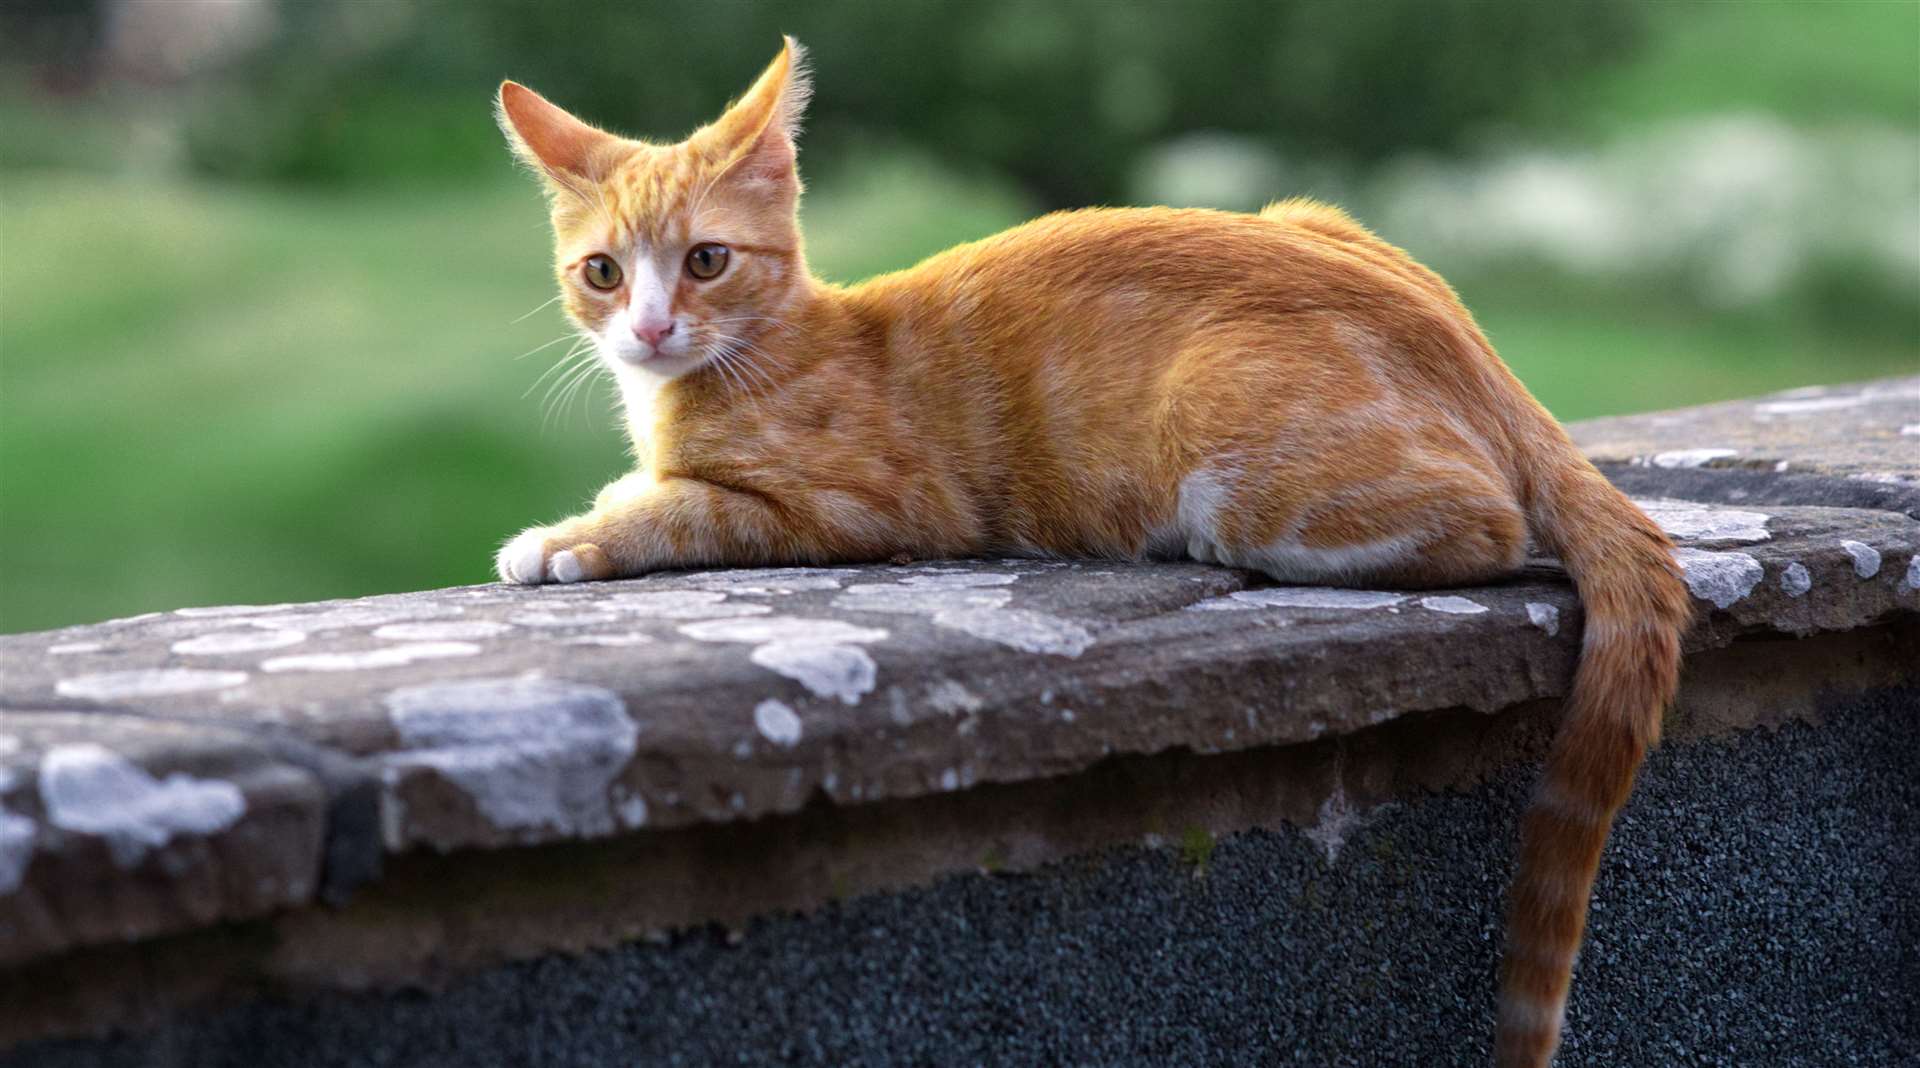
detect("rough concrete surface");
top-left (1, 378), bottom-right (1916, 1060)
top-left (11, 687), bottom-right (1914, 1068)
top-left (1572, 376), bottom-right (1920, 518)
top-left (2, 498), bottom-right (1915, 970)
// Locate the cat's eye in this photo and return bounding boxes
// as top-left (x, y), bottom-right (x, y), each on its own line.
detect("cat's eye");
top-left (582, 255), bottom-right (622, 291)
top-left (686, 243), bottom-right (730, 280)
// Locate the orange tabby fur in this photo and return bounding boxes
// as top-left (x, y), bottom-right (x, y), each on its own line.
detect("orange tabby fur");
top-left (495, 40), bottom-right (1694, 1067)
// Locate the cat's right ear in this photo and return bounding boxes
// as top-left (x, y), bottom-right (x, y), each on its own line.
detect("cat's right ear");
top-left (496, 81), bottom-right (616, 189)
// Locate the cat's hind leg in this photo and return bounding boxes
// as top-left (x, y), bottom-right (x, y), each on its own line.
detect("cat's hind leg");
top-left (1181, 449), bottom-right (1528, 590)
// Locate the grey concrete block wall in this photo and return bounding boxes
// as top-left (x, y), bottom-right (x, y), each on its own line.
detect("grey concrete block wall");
top-left (1, 376), bottom-right (1916, 1064)
top-left (11, 685), bottom-right (1916, 1068)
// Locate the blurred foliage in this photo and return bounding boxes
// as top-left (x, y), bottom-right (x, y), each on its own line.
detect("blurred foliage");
top-left (6, 0), bottom-right (1643, 204)
top-left (0, 1), bottom-right (1914, 633)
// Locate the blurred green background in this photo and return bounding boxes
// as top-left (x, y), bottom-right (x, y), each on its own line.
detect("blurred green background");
top-left (2, 0), bottom-right (1916, 633)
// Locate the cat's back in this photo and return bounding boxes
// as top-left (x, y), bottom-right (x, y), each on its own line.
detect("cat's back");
top-left (863, 202), bottom-right (1459, 322)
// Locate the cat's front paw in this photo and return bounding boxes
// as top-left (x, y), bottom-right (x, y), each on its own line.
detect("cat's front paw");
top-left (496, 527), bottom-right (553, 584)
top-left (495, 526), bottom-right (617, 585)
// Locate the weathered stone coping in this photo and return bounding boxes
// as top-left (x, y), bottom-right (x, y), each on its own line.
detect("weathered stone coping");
top-left (1572, 374), bottom-right (1920, 517)
top-left (0, 376), bottom-right (1916, 1020)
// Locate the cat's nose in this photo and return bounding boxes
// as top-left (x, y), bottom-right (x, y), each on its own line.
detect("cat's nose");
top-left (632, 318), bottom-right (676, 347)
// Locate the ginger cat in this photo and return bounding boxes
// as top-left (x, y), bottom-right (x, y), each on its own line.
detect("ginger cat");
top-left (495, 39), bottom-right (1692, 1068)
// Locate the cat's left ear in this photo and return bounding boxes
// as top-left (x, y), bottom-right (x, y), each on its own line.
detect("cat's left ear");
top-left (701, 36), bottom-right (812, 190)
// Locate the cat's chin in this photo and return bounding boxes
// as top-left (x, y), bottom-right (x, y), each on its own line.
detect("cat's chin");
top-left (599, 346), bottom-right (704, 381)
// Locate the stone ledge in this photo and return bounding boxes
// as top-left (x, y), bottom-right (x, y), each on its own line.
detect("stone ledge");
top-left (1, 378), bottom-right (1916, 1050)
top-left (1570, 375), bottom-right (1920, 517)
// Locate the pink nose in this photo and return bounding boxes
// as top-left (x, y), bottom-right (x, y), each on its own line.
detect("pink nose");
top-left (632, 318), bottom-right (676, 347)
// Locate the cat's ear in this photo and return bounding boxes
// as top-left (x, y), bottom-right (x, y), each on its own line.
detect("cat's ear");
top-left (497, 81), bottom-right (618, 189)
top-left (702, 36), bottom-right (812, 190)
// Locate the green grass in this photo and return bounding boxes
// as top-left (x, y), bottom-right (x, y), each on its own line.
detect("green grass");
top-left (2, 164), bottom-right (1913, 633)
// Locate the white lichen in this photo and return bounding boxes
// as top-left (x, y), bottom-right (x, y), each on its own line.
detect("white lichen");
top-left (171, 629), bottom-right (307, 655)
top-left (56, 669), bottom-right (249, 701)
top-left (602, 590), bottom-right (772, 619)
top-left (681, 616), bottom-right (889, 704)
top-left (174, 603), bottom-right (297, 618)
top-left (557, 633), bottom-right (655, 647)
top-left (1754, 396), bottom-right (1863, 414)
top-left (1189, 588), bottom-right (1407, 611)
top-left (1525, 602), bottom-right (1561, 636)
top-left (1419, 596), bottom-right (1488, 615)
top-left (383, 676), bottom-right (638, 840)
top-left (39, 744), bottom-right (246, 867)
top-left (262, 642), bottom-right (480, 672)
top-left (752, 699), bottom-right (803, 748)
top-left (925, 678), bottom-right (985, 715)
top-left (1840, 540), bottom-right (1882, 579)
top-left (372, 621), bottom-right (513, 641)
top-left (1634, 499), bottom-right (1771, 544)
top-left (1650, 448), bottom-right (1738, 469)
top-left (1672, 548), bottom-right (1765, 609)
top-left (1779, 562), bottom-right (1812, 598)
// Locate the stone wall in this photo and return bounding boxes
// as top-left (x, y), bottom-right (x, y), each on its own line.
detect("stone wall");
top-left (1, 376), bottom-right (1915, 1065)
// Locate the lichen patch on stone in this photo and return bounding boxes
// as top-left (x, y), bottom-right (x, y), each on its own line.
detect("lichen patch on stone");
top-left (174, 603), bottom-right (298, 618)
top-left (262, 642), bottom-right (480, 673)
top-left (39, 744), bottom-right (246, 867)
top-left (601, 590), bottom-right (773, 619)
top-left (1779, 562), bottom-right (1812, 598)
top-left (683, 568), bottom-right (860, 593)
top-left (56, 669), bottom-right (249, 701)
top-left (1634, 499), bottom-right (1771, 544)
top-left (925, 678), bottom-right (985, 715)
top-left (753, 699), bottom-right (803, 748)
top-left (507, 610), bottom-right (624, 628)
top-left (383, 677), bottom-right (638, 841)
top-left (1672, 548), bottom-right (1765, 609)
top-left (1840, 540), bottom-right (1882, 579)
top-left (1190, 588), bottom-right (1408, 611)
top-left (557, 633), bottom-right (655, 647)
top-left (373, 621), bottom-right (514, 641)
top-left (1524, 603), bottom-right (1560, 636)
top-left (261, 603), bottom-right (465, 633)
top-left (895, 573), bottom-right (1018, 589)
top-left (1419, 596), bottom-right (1488, 615)
top-left (681, 617), bottom-right (889, 704)
top-left (932, 606), bottom-right (1096, 657)
top-left (749, 643), bottom-right (879, 704)
top-left (680, 617), bottom-right (886, 646)
top-left (1753, 396), bottom-right (1863, 414)
top-left (171, 629), bottom-right (307, 655)
top-left (1650, 448), bottom-right (1738, 469)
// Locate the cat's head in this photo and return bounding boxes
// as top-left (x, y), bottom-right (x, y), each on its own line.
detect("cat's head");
top-left (498, 38), bottom-right (811, 381)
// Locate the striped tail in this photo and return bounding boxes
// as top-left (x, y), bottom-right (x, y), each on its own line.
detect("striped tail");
top-left (1495, 454), bottom-right (1693, 1067)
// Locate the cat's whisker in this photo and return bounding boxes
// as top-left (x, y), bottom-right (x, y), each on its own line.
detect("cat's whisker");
top-left (537, 348), bottom-right (598, 410)
top-left (703, 333), bottom-right (778, 398)
top-left (523, 343), bottom-right (596, 400)
top-left (544, 357), bottom-right (605, 432)
top-left (514, 332), bottom-right (577, 362)
top-left (712, 334), bottom-right (784, 390)
top-left (510, 295), bottom-right (562, 324)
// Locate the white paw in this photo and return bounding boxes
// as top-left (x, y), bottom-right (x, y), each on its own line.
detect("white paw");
top-left (496, 528), bottom-right (550, 585)
top-left (549, 549), bottom-right (585, 583)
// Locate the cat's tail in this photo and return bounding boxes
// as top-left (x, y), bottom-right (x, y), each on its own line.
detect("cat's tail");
top-left (1496, 450), bottom-right (1693, 1068)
